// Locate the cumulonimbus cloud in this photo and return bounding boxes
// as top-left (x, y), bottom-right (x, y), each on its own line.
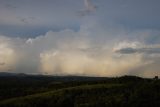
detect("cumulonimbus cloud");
top-left (0, 26), bottom-right (160, 77)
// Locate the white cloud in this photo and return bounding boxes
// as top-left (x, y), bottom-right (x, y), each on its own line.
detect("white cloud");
top-left (0, 25), bottom-right (160, 77)
top-left (113, 41), bottom-right (142, 51)
top-left (0, 36), bottom-right (16, 71)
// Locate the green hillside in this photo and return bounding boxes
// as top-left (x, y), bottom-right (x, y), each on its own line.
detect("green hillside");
top-left (0, 75), bottom-right (160, 107)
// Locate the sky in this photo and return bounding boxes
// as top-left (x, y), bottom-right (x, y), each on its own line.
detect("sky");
top-left (0, 0), bottom-right (160, 77)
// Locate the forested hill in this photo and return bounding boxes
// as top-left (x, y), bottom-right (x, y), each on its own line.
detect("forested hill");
top-left (0, 73), bottom-right (160, 107)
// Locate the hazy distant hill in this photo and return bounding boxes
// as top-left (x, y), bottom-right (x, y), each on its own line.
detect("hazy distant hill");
top-left (0, 72), bottom-right (27, 77)
top-left (0, 72), bottom-right (110, 82)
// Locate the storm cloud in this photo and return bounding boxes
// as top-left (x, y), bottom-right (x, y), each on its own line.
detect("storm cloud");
top-left (0, 25), bottom-right (160, 77)
top-left (0, 0), bottom-right (160, 77)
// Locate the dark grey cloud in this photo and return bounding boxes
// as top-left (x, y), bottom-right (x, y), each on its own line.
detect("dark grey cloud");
top-left (18, 16), bottom-right (36, 24)
top-left (1, 0), bottom-right (160, 38)
top-left (115, 47), bottom-right (160, 54)
top-left (5, 4), bottom-right (17, 9)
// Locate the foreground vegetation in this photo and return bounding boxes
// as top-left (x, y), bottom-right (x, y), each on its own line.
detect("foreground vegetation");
top-left (0, 74), bottom-right (160, 107)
